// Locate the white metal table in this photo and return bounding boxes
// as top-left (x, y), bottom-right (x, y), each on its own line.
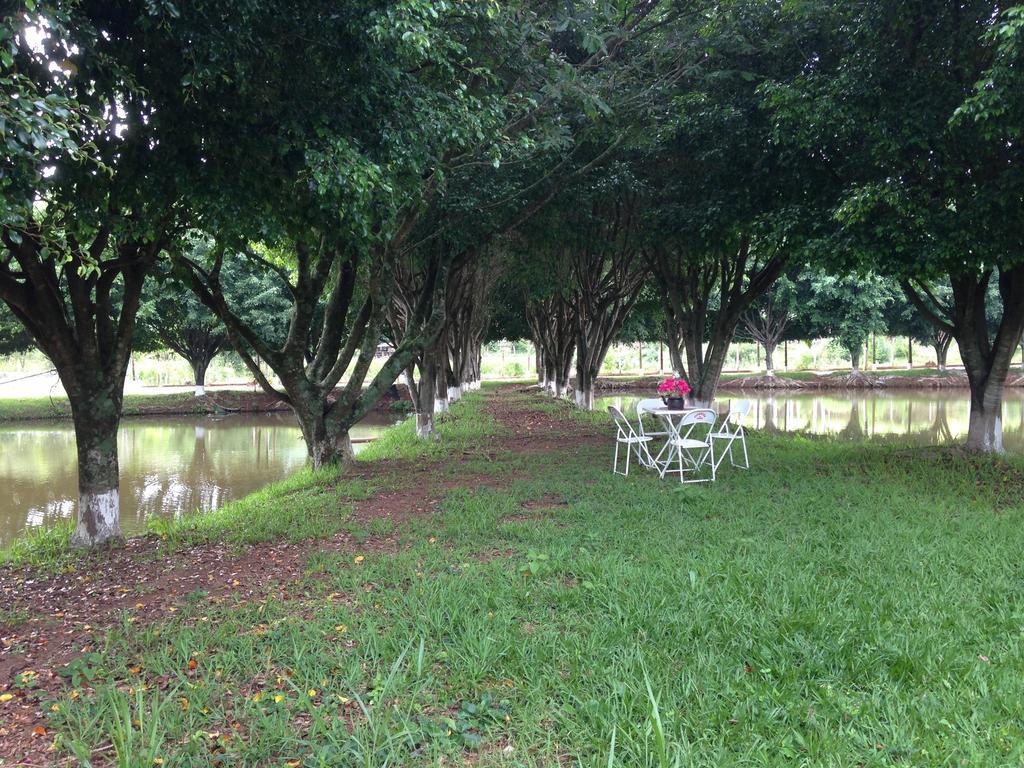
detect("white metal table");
top-left (646, 406), bottom-right (714, 479)
top-left (646, 406), bottom-right (692, 470)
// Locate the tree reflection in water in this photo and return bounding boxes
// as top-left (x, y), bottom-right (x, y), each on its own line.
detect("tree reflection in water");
top-left (0, 412), bottom-right (392, 547)
top-left (597, 389), bottom-right (1024, 453)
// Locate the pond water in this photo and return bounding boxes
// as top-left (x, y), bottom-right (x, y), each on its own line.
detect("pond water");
top-left (596, 389), bottom-right (1024, 453)
top-left (0, 412), bottom-right (394, 547)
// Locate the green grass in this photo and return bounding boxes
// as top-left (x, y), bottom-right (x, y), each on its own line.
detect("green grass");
top-left (0, 390), bottom-right (276, 422)
top-left (20, 389), bottom-right (1024, 765)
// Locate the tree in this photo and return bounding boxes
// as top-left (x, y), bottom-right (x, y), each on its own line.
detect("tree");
top-left (0, 2), bottom-right (219, 547)
top-left (137, 241), bottom-right (292, 395)
top-left (513, 170), bottom-right (647, 408)
top-left (569, 184), bottom-right (647, 409)
top-left (137, 270), bottom-right (224, 398)
top-left (740, 275), bottom-right (800, 376)
top-left (801, 270), bottom-right (895, 377)
top-left (182, 0), bottom-right (546, 466)
top-left (885, 282), bottom-right (955, 372)
top-left (765, 0), bottom-right (1024, 451)
top-left (639, 0), bottom-right (827, 403)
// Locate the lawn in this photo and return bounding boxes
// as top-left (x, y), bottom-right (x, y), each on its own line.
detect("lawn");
top-left (0, 390), bottom-right (290, 422)
top-left (5, 386), bottom-right (1024, 766)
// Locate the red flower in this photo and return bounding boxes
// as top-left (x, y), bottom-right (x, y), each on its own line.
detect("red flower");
top-left (657, 377), bottom-right (691, 396)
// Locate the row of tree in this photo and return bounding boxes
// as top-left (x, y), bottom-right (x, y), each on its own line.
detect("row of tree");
top-left (3, 1), bottom-right (1024, 551)
top-left (493, 0), bottom-right (1024, 457)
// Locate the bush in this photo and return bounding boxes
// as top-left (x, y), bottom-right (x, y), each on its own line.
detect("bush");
top-left (502, 361), bottom-right (525, 378)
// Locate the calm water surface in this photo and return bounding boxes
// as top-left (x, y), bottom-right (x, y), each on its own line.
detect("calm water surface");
top-left (0, 412), bottom-right (393, 547)
top-left (4, 390), bottom-right (1023, 547)
top-left (596, 389), bottom-right (1024, 452)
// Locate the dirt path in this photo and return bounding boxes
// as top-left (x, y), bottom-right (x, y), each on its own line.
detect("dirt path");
top-left (0, 387), bottom-right (606, 765)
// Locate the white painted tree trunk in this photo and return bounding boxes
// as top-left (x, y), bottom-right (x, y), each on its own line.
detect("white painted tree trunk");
top-left (416, 411), bottom-right (435, 438)
top-left (435, 397), bottom-right (449, 414)
top-left (70, 488), bottom-right (121, 549)
top-left (448, 385), bottom-right (462, 403)
top-left (967, 408), bottom-right (1003, 453)
top-left (195, 384), bottom-right (206, 397)
top-left (574, 388), bottom-right (594, 410)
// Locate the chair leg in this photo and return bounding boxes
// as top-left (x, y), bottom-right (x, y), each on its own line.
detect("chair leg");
top-left (709, 441), bottom-right (716, 482)
top-left (739, 434), bottom-right (749, 468)
top-left (613, 440), bottom-right (620, 475)
top-left (624, 441), bottom-right (631, 476)
top-left (712, 437), bottom-right (728, 472)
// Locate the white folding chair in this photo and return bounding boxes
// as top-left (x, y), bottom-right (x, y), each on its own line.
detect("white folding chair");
top-left (635, 398), bottom-right (669, 468)
top-left (660, 408), bottom-right (717, 483)
top-left (636, 398), bottom-right (670, 439)
top-left (608, 406), bottom-right (654, 476)
top-left (711, 399), bottom-right (750, 470)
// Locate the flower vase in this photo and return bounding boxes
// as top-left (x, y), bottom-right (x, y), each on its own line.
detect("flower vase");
top-left (662, 396), bottom-right (686, 410)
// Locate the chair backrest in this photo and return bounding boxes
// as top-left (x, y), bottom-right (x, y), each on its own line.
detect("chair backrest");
top-left (678, 408), bottom-right (716, 441)
top-left (636, 398), bottom-right (663, 415)
top-left (608, 406), bottom-right (637, 439)
top-left (728, 399), bottom-right (751, 425)
top-left (680, 408), bottom-right (716, 427)
top-left (635, 398), bottom-right (664, 437)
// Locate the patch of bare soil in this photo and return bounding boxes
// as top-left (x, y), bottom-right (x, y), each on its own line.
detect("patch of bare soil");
top-left (521, 493), bottom-right (568, 510)
top-left (481, 387), bottom-right (608, 454)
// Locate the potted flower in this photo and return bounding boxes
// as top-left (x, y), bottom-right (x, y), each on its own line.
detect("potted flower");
top-left (657, 376), bottom-right (691, 410)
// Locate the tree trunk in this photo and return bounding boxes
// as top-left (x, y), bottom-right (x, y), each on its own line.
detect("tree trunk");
top-left (668, 340), bottom-right (685, 378)
top-left (294, 402), bottom-right (353, 469)
top-left (68, 399), bottom-right (123, 549)
top-left (935, 336), bottom-right (949, 372)
top-left (192, 358), bottom-right (210, 398)
top-left (415, 347), bottom-right (439, 438)
top-left (685, 342), bottom-right (730, 406)
top-left (764, 341), bottom-right (776, 376)
top-left (849, 344), bottom-right (861, 373)
top-left (404, 364), bottom-right (420, 413)
top-left (574, 358), bottom-right (595, 410)
top-left (966, 384), bottom-right (1004, 453)
top-left (434, 361), bottom-right (449, 414)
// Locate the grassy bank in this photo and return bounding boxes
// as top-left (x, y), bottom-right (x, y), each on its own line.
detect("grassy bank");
top-left (0, 390), bottom-right (283, 422)
top-left (0, 387), bottom-right (415, 423)
top-left (9, 388), bottom-right (1024, 766)
top-left (598, 368), bottom-right (992, 390)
